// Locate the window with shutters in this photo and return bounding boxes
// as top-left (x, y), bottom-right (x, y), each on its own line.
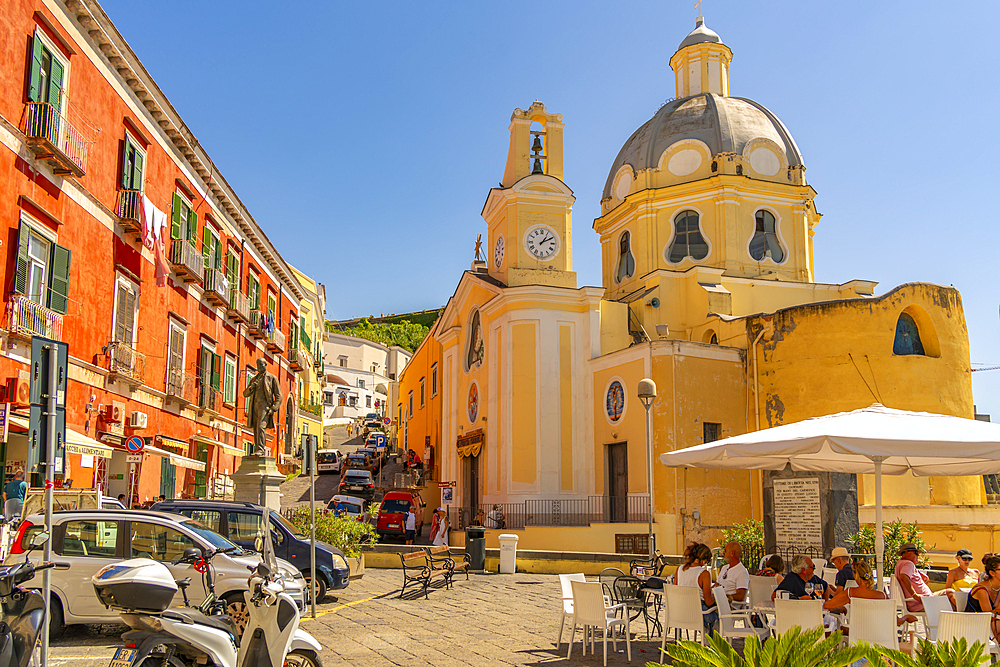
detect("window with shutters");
top-left (420, 378), bottom-right (425, 408)
top-left (27, 30), bottom-right (67, 111)
top-left (167, 323), bottom-right (185, 373)
top-left (112, 276), bottom-right (138, 346)
top-left (267, 291), bottom-right (277, 321)
top-left (226, 248), bottom-right (240, 286)
top-left (14, 218), bottom-right (71, 314)
top-left (170, 192), bottom-right (197, 245)
top-left (201, 223), bottom-right (222, 271)
top-left (121, 134), bottom-right (145, 192)
top-left (247, 271), bottom-right (260, 310)
top-left (224, 354), bottom-right (237, 405)
top-left (197, 342), bottom-right (221, 411)
top-left (431, 363), bottom-right (438, 397)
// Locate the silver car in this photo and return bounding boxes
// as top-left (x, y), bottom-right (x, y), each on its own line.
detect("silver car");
top-left (6, 509), bottom-right (305, 635)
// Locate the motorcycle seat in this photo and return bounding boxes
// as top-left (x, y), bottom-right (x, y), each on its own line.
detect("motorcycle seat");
top-left (161, 608), bottom-right (239, 639)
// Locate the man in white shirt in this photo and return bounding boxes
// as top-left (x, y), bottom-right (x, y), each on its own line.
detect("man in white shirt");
top-left (404, 509), bottom-right (416, 545)
top-left (715, 541), bottom-right (750, 603)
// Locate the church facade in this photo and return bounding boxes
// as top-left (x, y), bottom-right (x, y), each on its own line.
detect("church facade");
top-left (398, 17), bottom-right (976, 558)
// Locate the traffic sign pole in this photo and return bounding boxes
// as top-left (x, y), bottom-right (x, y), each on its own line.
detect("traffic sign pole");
top-left (40, 343), bottom-right (58, 667)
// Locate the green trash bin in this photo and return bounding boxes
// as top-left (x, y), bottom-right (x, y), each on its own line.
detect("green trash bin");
top-left (465, 526), bottom-right (486, 571)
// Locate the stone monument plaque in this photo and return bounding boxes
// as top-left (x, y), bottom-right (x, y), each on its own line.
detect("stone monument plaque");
top-left (772, 477), bottom-right (822, 548)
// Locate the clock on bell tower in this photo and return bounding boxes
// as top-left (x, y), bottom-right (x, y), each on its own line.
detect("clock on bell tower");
top-left (482, 101), bottom-right (577, 289)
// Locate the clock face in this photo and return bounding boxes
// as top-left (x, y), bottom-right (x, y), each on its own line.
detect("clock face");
top-left (523, 225), bottom-right (560, 260)
top-left (494, 235), bottom-right (504, 269)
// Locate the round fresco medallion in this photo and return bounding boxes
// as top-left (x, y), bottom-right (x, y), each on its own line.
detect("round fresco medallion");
top-left (605, 378), bottom-right (625, 424)
top-left (468, 381), bottom-right (479, 424)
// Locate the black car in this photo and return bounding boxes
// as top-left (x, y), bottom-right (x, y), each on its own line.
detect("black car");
top-left (151, 499), bottom-right (350, 601)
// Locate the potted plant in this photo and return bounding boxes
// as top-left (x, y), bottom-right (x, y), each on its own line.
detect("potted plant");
top-left (291, 506), bottom-right (378, 579)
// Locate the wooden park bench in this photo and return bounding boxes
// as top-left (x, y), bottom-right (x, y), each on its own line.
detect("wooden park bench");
top-left (398, 550), bottom-right (449, 599)
top-left (426, 545), bottom-right (471, 587)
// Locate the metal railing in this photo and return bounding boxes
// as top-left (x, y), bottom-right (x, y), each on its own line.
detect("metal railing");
top-left (248, 310), bottom-right (267, 338)
top-left (7, 294), bottom-right (62, 340)
top-left (166, 368), bottom-right (196, 405)
top-left (270, 328), bottom-right (286, 353)
top-left (170, 240), bottom-right (204, 283)
top-left (451, 495), bottom-right (650, 530)
top-left (117, 189), bottom-right (142, 233)
top-left (203, 269), bottom-right (230, 307)
top-left (227, 289), bottom-right (250, 324)
top-left (741, 544), bottom-right (829, 575)
top-left (108, 341), bottom-right (146, 385)
top-left (288, 348), bottom-right (306, 371)
top-left (198, 383), bottom-right (221, 413)
top-left (23, 102), bottom-right (90, 176)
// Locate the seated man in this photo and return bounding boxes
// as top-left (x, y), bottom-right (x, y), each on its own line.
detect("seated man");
top-left (830, 547), bottom-right (854, 594)
top-left (895, 542), bottom-right (954, 611)
top-left (772, 555), bottom-right (828, 601)
top-left (715, 541), bottom-right (750, 604)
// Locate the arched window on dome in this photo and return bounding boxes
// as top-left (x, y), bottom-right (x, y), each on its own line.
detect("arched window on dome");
top-left (615, 231), bottom-right (635, 283)
top-left (667, 210), bottom-right (708, 264)
top-left (749, 210), bottom-right (784, 262)
top-left (893, 313), bottom-right (925, 356)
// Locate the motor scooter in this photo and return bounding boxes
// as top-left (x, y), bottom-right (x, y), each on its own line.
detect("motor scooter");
top-left (0, 531), bottom-right (69, 667)
top-left (95, 535), bottom-right (322, 667)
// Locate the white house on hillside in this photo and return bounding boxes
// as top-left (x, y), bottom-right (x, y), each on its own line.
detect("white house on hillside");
top-left (323, 331), bottom-right (411, 420)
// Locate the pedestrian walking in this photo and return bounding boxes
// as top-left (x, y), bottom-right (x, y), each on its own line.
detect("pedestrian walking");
top-left (429, 508), bottom-right (441, 544)
top-left (404, 507), bottom-right (416, 545)
top-left (3, 470), bottom-right (25, 522)
top-left (432, 508), bottom-right (449, 547)
top-left (347, 422), bottom-right (353, 439)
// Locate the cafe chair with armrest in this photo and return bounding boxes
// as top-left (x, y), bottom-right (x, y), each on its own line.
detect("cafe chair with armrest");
top-left (919, 595), bottom-right (954, 642)
top-left (849, 598), bottom-right (902, 651)
top-left (713, 587), bottom-right (769, 645)
top-left (773, 598), bottom-right (824, 637)
top-left (555, 573), bottom-right (586, 647)
top-left (568, 580), bottom-right (631, 667)
top-left (938, 611), bottom-right (996, 660)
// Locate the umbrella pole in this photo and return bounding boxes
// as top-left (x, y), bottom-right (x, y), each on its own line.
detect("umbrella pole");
top-left (874, 457), bottom-right (884, 590)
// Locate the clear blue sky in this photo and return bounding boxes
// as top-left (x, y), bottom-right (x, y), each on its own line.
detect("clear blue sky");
top-left (101, 1), bottom-right (1000, 416)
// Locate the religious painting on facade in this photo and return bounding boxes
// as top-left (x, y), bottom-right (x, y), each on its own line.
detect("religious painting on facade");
top-left (465, 309), bottom-right (484, 371)
top-left (605, 379), bottom-right (625, 423)
top-left (467, 381), bottom-right (479, 424)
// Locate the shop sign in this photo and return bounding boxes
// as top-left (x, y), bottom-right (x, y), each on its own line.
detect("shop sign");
top-left (126, 454), bottom-right (142, 463)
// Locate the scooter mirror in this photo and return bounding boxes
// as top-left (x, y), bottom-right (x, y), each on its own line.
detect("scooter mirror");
top-left (253, 536), bottom-right (264, 552)
top-left (29, 532), bottom-right (49, 549)
top-left (182, 546), bottom-right (204, 560)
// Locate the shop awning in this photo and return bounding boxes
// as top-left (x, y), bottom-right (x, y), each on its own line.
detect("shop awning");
top-left (157, 436), bottom-right (189, 452)
top-left (66, 428), bottom-right (113, 459)
top-left (144, 445), bottom-right (206, 472)
top-left (192, 434), bottom-right (242, 456)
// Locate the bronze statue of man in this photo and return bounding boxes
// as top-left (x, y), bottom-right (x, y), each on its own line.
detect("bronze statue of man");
top-left (244, 358), bottom-right (279, 457)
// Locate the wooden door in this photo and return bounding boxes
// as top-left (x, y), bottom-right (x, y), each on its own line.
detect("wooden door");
top-left (607, 443), bottom-right (628, 523)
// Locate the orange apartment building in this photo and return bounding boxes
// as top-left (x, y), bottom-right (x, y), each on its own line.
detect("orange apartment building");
top-left (0, 0), bottom-right (311, 503)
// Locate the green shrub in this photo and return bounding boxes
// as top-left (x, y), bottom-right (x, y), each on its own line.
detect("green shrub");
top-left (290, 506), bottom-right (378, 558)
top-left (659, 625), bottom-right (878, 667)
top-left (874, 637), bottom-right (989, 667)
top-left (847, 519), bottom-right (932, 577)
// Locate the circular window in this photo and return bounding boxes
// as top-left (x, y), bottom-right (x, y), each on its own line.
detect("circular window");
top-left (467, 381), bottom-right (479, 424)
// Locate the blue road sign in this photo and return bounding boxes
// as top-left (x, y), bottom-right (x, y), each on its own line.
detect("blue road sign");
top-left (125, 436), bottom-right (144, 453)
top-left (383, 417), bottom-right (390, 426)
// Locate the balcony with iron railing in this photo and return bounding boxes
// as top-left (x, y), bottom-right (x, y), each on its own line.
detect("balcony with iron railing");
top-left (6, 294), bottom-right (62, 340)
top-left (107, 341), bottom-right (146, 387)
top-left (248, 310), bottom-right (267, 340)
top-left (170, 240), bottom-right (204, 283)
top-left (288, 348), bottom-right (306, 372)
top-left (165, 368), bottom-right (196, 406)
top-left (227, 289), bottom-right (251, 325)
top-left (197, 383), bottom-right (222, 416)
top-left (451, 495), bottom-right (651, 530)
top-left (203, 269), bottom-right (230, 307)
top-left (267, 328), bottom-right (285, 354)
top-left (117, 190), bottom-right (143, 235)
top-left (22, 102), bottom-right (90, 177)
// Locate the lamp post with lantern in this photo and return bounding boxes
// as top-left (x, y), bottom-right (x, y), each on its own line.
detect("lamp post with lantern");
top-left (638, 378), bottom-right (657, 556)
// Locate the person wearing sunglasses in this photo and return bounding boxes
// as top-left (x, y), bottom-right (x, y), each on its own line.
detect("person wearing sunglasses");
top-left (895, 542), bottom-right (955, 611)
top-left (945, 548), bottom-right (980, 591)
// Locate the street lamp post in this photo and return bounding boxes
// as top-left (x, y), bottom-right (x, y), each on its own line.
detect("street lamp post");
top-left (638, 378), bottom-right (657, 557)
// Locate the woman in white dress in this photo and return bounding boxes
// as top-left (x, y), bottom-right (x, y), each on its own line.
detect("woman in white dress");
top-left (433, 508), bottom-right (450, 547)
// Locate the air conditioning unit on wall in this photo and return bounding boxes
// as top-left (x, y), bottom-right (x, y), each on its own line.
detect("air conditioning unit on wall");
top-left (128, 411), bottom-right (148, 429)
top-left (7, 378), bottom-right (29, 407)
top-left (101, 404), bottom-right (122, 423)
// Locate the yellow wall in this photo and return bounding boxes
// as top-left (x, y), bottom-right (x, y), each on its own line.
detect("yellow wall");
top-left (396, 326), bottom-right (443, 476)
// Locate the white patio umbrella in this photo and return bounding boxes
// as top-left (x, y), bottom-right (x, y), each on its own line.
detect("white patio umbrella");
top-left (659, 403), bottom-right (1000, 587)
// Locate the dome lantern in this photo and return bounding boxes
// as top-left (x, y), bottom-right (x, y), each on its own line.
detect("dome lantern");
top-left (669, 16), bottom-right (733, 99)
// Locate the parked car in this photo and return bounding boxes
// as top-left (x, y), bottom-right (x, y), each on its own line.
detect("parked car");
top-left (5, 509), bottom-right (306, 636)
top-left (338, 470), bottom-right (375, 501)
top-left (356, 448), bottom-right (381, 471)
top-left (344, 453), bottom-right (372, 471)
top-left (100, 496), bottom-right (126, 509)
top-left (376, 490), bottom-right (425, 541)
top-left (363, 432), bottom-right (386, 451)
top-left (326, 495), bottom-right (371, 523)
top-left (151, 499), bottom-right (351, 602)
top-left (317, 449), bottom-right (342, 474)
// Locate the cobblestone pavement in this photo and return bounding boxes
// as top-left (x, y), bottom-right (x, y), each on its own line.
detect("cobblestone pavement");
top-left (50, 568), bottom-right (665, 666)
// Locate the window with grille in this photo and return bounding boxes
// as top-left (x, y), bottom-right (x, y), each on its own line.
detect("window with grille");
top-left (615, 534), bottom-right (650, 555)
top-left (704, 422), bottom-right (721, 443)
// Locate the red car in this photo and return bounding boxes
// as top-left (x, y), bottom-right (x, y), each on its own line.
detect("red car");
top-left (376, 491), bottom-right (424, 540)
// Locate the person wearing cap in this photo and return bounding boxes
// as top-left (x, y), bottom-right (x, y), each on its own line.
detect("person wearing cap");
top-left (895, 542), bottom-right (954, 611)
top-left (946, 548), bottom-right (980, 591)
top-left (829, 547), bottom-right (854, 594)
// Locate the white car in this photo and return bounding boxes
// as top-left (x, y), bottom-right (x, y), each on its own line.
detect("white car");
top-left (317, 449), bottom-right (342, 474)
top-left (7, 509), bottom-right (306, 636)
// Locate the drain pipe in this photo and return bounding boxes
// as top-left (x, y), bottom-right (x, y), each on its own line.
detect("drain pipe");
top-left (751, 328), bottom-right (766, 431)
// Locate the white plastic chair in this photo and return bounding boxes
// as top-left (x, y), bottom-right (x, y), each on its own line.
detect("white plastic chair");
top-left (568, 580), bottom-right (631, 666)
top-left (849, 598), bottom-right (899, 649)
top-left (812, 558), bottom-right (827, 571)
top-left (663, 584), bottom-right (716, 647)
top-left (821, 568), bottom-right (839, 588)
top-left (714, 587), bottom-right (769, 644)
top-left (919, 595), bottom-right (955, 641)
top-left (555, 573), bottom-right (586, 647)
top-left (773, 598), bottom-right (823, 636)
top-left (890, 575), bottom-right (927, 630)
top-left (938, 611), bottom-right (993, 659)
top-left (954, 589), bottom-right (970, 612)
top-left (749, 575), bottom-right (777, 610)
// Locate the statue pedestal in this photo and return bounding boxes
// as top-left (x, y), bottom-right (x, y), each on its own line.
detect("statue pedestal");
top-left (232, 456), bottom-right (284, 512)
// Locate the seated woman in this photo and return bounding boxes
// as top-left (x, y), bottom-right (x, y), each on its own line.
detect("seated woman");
top-left (965, 554), bottom-right (1000, 641)
top-left (824, 558), bottom-right (917, 625)
top-left (945, 549), bottom-right (980, 591)
top-left (758, 554), bottom-right (785, 584)
top-left (674, 542), bottom-right (717, 634)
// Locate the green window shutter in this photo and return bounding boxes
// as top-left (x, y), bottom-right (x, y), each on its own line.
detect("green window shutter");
top-left (48, 56), bottom-right (64, 110)
top-left (14, 223), bottom-right (30, 295)
top-left (202, 226), bottom-right (211, 266)
top-left (121, 138), bottom-right (132, 189)
top-left (131, 148), bottom-right (143, 191)
top-left (28, 35), bottom-right (44, 103)
top-left (226, 251), bottom-right (237, 284)
top-left (211, 353), bottom-right (221, 390)
top-left (170, 193), bottom-right (182, 240)
top-left (48, 243), bottom-right (71, 315)
top-left (214, 239), bottom-right (222, 271)
top-left (187, 209), bottom-right (197, 244)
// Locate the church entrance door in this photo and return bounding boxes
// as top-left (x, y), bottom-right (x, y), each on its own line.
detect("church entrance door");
top-left (463, 453), bottom-right (479, 521)
top-left (607, 442), bottom-right (628, 523)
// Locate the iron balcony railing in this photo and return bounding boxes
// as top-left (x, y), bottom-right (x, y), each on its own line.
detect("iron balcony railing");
top-left (198, 383), bottom-right (221, 414)
top-left (451, 495), bottom-right (650, 530)
top-left (170, 240), bottom-right (204, 283)
top-left (288, 348), bottom-right (305, 372)
top-left (23, 102), bottom-right (90, 177)
top-left (203, 269), bottom-right (230, 307)
top-left (227, 289), bottom-right (250, 324)
top-left (248, 310), bottom-right (267, 339)
top-left (165, 368), bottom-right (197, 405)
top-left (268, 328), bottom-right (286, 353)
top-left (117, 189), bottom-right (142, 234)
top-left (7, 294), bottom-right (62, 340)
top-left (107, 341), bottom-right (146, 386)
